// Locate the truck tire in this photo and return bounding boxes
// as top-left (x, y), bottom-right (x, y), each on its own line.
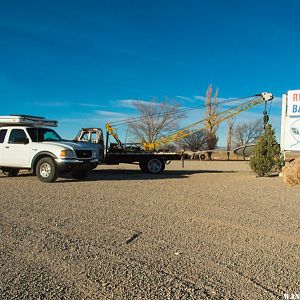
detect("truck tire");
top-left (2, 168), bottom-right (19, 177)
top-left (71, 170), bottom-right (89, 180)
top-left (36, 157), bottom-right (58, 183)
top-left (145, 158), bottom-right (165, 174)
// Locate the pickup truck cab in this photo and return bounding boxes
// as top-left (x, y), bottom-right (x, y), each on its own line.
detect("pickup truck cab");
top-left (0, 115), bottom-right (98, 182)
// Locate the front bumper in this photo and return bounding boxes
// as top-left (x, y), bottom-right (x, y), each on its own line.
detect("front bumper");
top-left (55, 158), bottom-right (99, 172)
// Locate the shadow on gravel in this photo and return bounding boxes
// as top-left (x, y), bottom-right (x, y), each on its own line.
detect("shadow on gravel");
top-left (0, 172), bottom-right (33, 178)
top-left (55, 169), bottom-right (237, 183)
top-left (0, 169), bottom-right (236, 182)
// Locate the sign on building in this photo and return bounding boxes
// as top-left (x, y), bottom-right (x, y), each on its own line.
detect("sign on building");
top-left (287, 90), bottom-right (300, 116)
top-left (281, 90), bottom-right (300, 151)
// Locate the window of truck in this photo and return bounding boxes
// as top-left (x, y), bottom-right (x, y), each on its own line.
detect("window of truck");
top-left (8, 129), bottom-right (28, 144)
top-left (0, 129), bottom-right (7, 143)
top-left (26, 128), bottom-right (62, 142)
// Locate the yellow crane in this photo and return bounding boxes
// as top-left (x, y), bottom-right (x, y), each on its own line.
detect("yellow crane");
top-left (106, 92), bottom-right (273, 152)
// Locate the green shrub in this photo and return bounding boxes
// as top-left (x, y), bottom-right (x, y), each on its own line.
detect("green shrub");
top-left (249, 124), bottom-right (282, 177)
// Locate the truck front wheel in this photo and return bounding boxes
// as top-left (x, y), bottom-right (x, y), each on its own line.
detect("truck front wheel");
top-left (146, 158), bottom-right (165, 174)
top-left (36, 157), bottom-right (58, 183)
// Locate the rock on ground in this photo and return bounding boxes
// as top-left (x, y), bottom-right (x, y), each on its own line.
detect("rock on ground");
top-left (282, 158), bottom-right (300, 185)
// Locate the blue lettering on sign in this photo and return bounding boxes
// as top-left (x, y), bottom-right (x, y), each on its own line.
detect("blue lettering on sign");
top-left (292, 105), bottom-right (300, 113)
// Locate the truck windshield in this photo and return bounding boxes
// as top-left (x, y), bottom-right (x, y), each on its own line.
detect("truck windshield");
top-left (26, 128), bottom-right (62, 142)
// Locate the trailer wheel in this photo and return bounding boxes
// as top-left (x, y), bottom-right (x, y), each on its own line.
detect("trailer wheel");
top-left (2, 168), bottom-right (19, 177)
top-left (36, 157), bottom-right (58, 183)
top-left (146, 158), bottom-right (165, 174)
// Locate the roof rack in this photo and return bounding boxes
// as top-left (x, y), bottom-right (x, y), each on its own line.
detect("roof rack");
top-left (0, 115), bottom-right (58, 127)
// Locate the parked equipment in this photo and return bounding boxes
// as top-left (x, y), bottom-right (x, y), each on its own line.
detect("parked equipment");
top-left (75, 92), bottom-right (273, 173)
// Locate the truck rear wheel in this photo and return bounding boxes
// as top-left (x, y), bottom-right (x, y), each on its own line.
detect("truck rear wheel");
top-left (145, 158), bottom-right (165, 174)
top-left (2, 168), bottom-right (19, 177)
top-left (36, 157), bottom-right (58, 183)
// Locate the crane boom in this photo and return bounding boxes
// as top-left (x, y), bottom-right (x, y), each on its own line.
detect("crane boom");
top-left (142, 92), bottom-right (273, 151)
top-left (105, 92), bottom-right (273, 152)
top-left (105, 123), bottom-right (125, 151)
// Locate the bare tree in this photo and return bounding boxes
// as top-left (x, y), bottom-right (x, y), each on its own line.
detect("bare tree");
top-left (179, 130), bottom-right (208, 152)
top-left (205, 84), bottom-right (219, 159)
top-left (226, 118), bottom-right (235, 160)
top-left (127, 100), bottom-right (185, 143)
top-left (233, 119), bottom-right (263, 147)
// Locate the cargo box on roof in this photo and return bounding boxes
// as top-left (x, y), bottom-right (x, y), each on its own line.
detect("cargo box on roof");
top-left (0, 115), bottom-right (58, 127)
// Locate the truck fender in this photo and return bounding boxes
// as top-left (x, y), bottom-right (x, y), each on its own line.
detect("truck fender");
top-left (31, 151), bottom-right (57, 171)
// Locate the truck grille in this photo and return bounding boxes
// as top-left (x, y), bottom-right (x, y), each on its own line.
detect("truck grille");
top-left (75, 150), bottom-right (92, 158)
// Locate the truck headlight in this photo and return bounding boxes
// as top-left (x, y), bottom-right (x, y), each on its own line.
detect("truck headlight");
top-left (60, 149), bottom-right (75, 158)
top-left (92, 150), bottom-right (97, 158)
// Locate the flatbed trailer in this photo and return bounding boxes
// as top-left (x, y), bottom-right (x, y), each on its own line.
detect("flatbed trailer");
top-left (105, 152), bottom-right (182, 165)
top-left (74, 128), bottom-right (182, 173)
top-left (105, 152), bottom-right (182, 173)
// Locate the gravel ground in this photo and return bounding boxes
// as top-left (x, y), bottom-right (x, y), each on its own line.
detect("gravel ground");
top-left (0, 161), bottom-right (299, 300)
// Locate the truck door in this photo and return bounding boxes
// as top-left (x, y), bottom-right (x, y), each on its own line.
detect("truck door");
top-left (3, 128), bottom-right (31, 168)
top-left (91, 131), bottom-right (104, 161)
top-left (0, 129), bottom-right (8, 165)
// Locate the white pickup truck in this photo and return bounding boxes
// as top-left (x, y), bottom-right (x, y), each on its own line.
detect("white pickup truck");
top-left (0, 115), bottom-right (98, 182)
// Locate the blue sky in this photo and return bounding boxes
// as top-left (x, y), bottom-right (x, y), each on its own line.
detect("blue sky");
top-left (1, 0), bottom-right (299, 145)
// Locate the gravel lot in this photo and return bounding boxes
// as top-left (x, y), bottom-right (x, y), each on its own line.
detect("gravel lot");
top-left (0, 161), bottom-right (299, 299)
